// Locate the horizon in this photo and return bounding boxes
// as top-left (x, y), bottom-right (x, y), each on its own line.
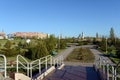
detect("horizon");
top-left (0, 0), bottom-right (120, 37)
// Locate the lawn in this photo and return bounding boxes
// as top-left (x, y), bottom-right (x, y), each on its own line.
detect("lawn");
top-left (65, 48), bottom-right (95, 63)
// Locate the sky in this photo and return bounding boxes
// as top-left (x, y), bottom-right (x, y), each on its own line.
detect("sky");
top-left (0, 0), bottom-right (120, 37)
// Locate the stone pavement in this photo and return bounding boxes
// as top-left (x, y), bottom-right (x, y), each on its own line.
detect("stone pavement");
top-left (43, 46), bottom-right (102, 80)
top-left (43, 65), bottom-right (100, 80)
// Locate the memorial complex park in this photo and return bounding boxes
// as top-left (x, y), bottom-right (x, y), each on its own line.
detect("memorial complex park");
top-left (0, 28), bottom-right (120, 80)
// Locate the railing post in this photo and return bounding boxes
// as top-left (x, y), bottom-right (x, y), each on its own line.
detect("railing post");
top-left (99, 57), bottom-right (101, 68)
top-left (4, 55), bottom-right (7, 78)
top-left (107, 64), bottom-right (109, 80)
top-left (50, 56), bottom-right (52, 67)
top-left (30, 63), bottom-right (32, 78)
top-left (17, 55), bottom-right (19, 73)
top-left (57, 59), bottom-right (58, 67)
top-left (114, 66), bottom-right (117, 80)
top-left (112, 66), bottom-right (114, 80)
top-left (103, 61), bottom-right (105, 74)
top-left (27, 63), bottom-right (29, 77)
top-left (0, 54), bottom-right (7, 78)
top-left (54, 59), bottom-right (55, 67)
top-left (62, 56), bottom-right (64, 64)
top-left (46, 56), bottom-right (47, 70)
top-left (39, 59), bottom-right (41, 74)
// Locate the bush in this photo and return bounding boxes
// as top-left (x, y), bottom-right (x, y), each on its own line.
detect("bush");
top-left (60, 39), bottom-right (67, 49)
top-left (65, 48), bottom-right (94, 63)
top-left (45, 35), bottom-right (57, 53)
top-left (0, 48), bottom-right (17, 57)
top-left (4, 40), bottom-right (12, 48)
top-left (25, 40), bottom-right (49, 60)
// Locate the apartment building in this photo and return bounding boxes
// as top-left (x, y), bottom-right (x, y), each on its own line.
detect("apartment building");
top-left (9, 32), bottom-right (48, 39)
top-left (0, 32), bottom-right (5, 39)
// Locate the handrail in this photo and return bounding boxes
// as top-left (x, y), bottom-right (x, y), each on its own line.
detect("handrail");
top-left (39, 55), bottom-right (52, 74)
top-left (94, 56), bottom-right (119, 80)
top-left (0, 54), bottom-right (7, 78)
top-left (16, 55), bottom-right (30, 77)
top-left (30, 55), bottom-right (52, 78)
top-left (16, 55), bottom-right (64, 79)
top-left (54, 55), bottom-right (63, 68)
top-left (30, 59), bottom-right (40, 78)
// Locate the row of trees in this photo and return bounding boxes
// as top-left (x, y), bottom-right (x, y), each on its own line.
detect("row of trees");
top-left (94, 27), bottom-right (120, 58)
top-left (0, 35), bottom-right (67, 60)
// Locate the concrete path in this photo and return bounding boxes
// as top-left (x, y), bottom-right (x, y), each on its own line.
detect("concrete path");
top-left (90, 49), bottom-right (113, 64)
top-left (43, 45), bottom-right (101, 80)
top-left (43, 65), bottom-right (100, 80)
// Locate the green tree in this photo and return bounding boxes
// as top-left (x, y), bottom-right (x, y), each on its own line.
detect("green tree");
top-left (60, 39), bottom-right (67, 49)
top-left (109, 27), bottom-right (115, 45)
top-left (100, 36), bottom-right (106, 51)
top-left (110, 27), bottom-right (115, 40)
top-left (96, 32), bottom-right (99, 39)
top-left (0, 43), bottom-right (1, 48)
top-left (25, 40), bottom-right (49, 60)
top-left (107, 45), bottom-right (116, 56)
top-left (45, 35), bottom-right (57, 53)
top-left (4, 40), bottom-right (12, 48)
top-left (0, 48), bottom-right (17, 57)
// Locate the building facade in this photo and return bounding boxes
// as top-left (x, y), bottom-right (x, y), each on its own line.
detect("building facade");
top-left (0, 32), bottom-right (5, 39)
top-left (9, 32), bottom-right (48, 39)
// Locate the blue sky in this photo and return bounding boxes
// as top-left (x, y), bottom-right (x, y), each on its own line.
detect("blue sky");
top-left (0, 0), bottom-right (120, 37)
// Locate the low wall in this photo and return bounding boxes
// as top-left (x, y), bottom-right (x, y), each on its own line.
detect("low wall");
top-left (15, 73), bottom-right (31, 80)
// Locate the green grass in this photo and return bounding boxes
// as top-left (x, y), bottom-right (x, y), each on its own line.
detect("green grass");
top-left (109, 57), bottom-right (120, 64)
top-left (65, 48), bottom-right (95, 63)
top-left (0, 55), bottom-right (32, 65)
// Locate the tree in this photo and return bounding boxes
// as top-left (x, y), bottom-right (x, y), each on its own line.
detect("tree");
top-left (0, 43), bottom-right (1, 48)
top-left (109, 27), bottom-right (115, 45)
top-left (25, 40), bottom-right (49, 60)
top-left (96, 32), bottom-right (99, 39)
top-left (60, 39), bottom-right (67, 49)
top-left (0, 47), bottom-right (18, 57)
top-left (4, 40), bottom-right (12, 48)
top-left (100, 36), bottom-right (106, 51)
top-left (45, 35), bottom-right (57, 53)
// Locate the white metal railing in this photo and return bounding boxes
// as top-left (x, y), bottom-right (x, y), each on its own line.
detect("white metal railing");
top-left (30, 59), bottom-right (40, 78)
top-left (0, 54), bottom-right (7, 78)
top-left (54, 55), bottom-right (63, 68)
top-left (17, 55), bottom-right (64, 79)
top-left (94, 56), bottom-right (120, 80)
top-left (17, 55), bottom-right (30, 77)
top-left (30, 55), bottom-right (52, 78)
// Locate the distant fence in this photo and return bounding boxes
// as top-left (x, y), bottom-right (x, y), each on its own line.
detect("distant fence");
top-left (94, 56), bottom-right (120, 80)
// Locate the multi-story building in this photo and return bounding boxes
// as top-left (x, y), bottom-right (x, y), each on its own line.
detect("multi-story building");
top-left (0, 32), bottom-right (5, 39)
top-left (9, 32), bottom-right (48, 39)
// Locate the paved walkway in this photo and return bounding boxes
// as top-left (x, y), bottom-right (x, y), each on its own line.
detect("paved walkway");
top-left (43, 65), bottom-right (100, 80)
top-left (90, 49), bottom-right (113, 64)
top-left (43, 45), bottom-right (101, 80)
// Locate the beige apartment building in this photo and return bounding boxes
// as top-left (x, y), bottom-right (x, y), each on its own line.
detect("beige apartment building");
top-left (0, 32), bottom-right (6, 39)
top-left (12, 32), bottom-right (48, 39)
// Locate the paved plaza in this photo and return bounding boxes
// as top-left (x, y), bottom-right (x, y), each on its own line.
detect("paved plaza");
top-left (43, 45), bottom-right (104, 80)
